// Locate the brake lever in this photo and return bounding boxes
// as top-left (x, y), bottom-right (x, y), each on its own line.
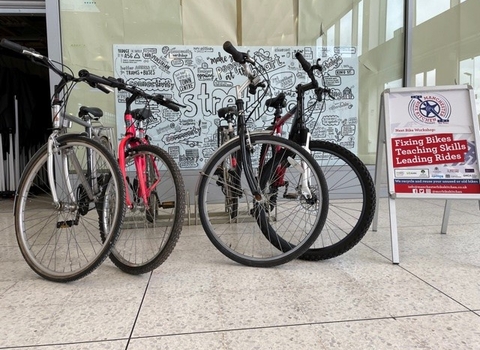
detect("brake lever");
top-left (86, 81), bottom-right (111, 94)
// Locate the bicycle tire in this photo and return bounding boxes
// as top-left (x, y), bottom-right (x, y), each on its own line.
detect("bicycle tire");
top-left (300, 140), bottom-right (376, 260)
top-left (14, 134), bottom-right (125, 282)
top-left (198, 134), bottom-right (328, 267)
top-left (105, 144), bottom-right (185, 274)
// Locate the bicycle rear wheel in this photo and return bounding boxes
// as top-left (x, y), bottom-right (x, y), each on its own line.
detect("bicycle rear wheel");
top-left (301, 140), bottom-right (376, 260)
top-left (14, 134), bottom-right (125, 282)
top-left (198, 134), bottom-right (328, 267)
top-left (106, 144), bottom-right (185, 274)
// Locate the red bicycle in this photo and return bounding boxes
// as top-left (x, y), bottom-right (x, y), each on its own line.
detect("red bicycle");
top-left (256, 52), bottom-right (376, 260)
top-left (79, 71), bottom-right (186, 274)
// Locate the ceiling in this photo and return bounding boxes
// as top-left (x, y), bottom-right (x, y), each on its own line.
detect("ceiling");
top-left (0, 15), bottom-right (47, 55)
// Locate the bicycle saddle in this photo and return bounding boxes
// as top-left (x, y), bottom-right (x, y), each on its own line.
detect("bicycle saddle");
top-left (217, 106), bottom-right (237, 120)
top-left (78, 106), bottom-right (103, 120)
top-left (265, 93), bottom-right (287, 109)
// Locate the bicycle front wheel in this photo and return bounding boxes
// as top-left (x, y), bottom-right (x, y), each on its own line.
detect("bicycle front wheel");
top-left (14, 134), bottom-right (125, 282)
top-left (108, 144), bottom-right (185, 274)
top-left (302, 140), bottom-right (376, 260)
top-left (198, 134), bottom-right (328, 267)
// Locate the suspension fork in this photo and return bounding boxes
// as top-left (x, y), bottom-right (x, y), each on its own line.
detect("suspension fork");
top-left (291, 88), bottom-right (313, 199)
top-left (47, 109), bottom-right (95, 209)
top-left (47, 134), bottom-right (97, 208)
top-left (118, 131), bottom-right (155, 209)
top-left (118, 135), bottom-right (140, 209)
top-left (299, 131), bottom-right (312, 199)
top-left (134, 143), bottom-right (160, 208)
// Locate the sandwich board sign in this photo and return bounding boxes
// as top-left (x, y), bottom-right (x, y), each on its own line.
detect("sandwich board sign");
top-left (373, 85), bottom-right (480, 263)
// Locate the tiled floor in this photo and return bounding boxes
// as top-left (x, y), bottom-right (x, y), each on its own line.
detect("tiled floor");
top-left (1, 196), bottom-right (479, 349)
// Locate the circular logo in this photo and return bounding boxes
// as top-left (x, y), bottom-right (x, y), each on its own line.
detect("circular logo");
top-left (408, 94), bottom-right (451, 124)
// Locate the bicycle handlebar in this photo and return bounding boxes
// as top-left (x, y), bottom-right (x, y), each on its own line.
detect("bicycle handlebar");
top-left (295, 52), bottom-right (312, 73)
top-left (0, 38), bottom-right (44, 59)
top-left (1, 38), bottom-right (184, 111)
top-left (79, 70), bottom-right (185, 111)
top-left (223, 41), bottom-right (254, 64)
top-left (295, 51), bottom-right (334, 100)
top-left (222, 41), bottom-right (266, 96)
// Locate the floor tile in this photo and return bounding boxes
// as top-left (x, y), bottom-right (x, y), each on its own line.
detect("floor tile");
top-left (0, 197), bottom-right (479, 349)
top-left (394, 312), bottom-right (480, 350)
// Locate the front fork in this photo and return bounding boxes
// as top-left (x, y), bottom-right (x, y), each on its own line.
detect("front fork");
top-left (271, 124), bottom-right (313, 200)
top-left (299, 131), bottom-right (313, 199)
top-left (48, 130), bottom-right (97, 210)
top-left (118, 135), bottom-right (156, 210)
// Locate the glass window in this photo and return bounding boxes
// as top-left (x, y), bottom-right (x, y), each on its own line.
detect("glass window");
top-left (57, 0), bottom-right (407, 164)
top-left (357, 1), bottom-right (364, 56)
top-left (386, 0), bottom-right (404, 41)
top-left (340, 10), bottom-right (353, 46)
top-left (415, 0), bottom-right (450, 25)
top-left (411, 0), bottom-right (480, 115)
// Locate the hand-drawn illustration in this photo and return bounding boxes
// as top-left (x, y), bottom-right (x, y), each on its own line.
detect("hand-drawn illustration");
top-left (113, 45), bottom-right (359, 170)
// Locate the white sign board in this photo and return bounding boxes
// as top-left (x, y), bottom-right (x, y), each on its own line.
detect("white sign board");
top-left (113, 44), bottom-right (359, 170)
top-left (374, 85), bottom-right (480, 263)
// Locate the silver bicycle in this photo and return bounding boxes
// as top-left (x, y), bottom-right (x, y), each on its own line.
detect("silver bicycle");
top-left (1, 39), bottom-right (126, 282)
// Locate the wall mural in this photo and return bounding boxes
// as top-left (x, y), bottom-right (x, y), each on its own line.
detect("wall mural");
top-left (113, 45), bottom-right (358, 170)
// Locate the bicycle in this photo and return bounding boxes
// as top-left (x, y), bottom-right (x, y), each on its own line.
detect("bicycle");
top-left (261, 51), bottom-right (376, 260)
top-left (76, 71), bottom-right (187, 275)
top-left (1, 39), bottom-right (126, 282)
top-left (196, 41), bottom-right (329, 268)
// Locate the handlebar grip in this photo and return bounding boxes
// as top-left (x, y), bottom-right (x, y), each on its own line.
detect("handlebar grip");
top-left (78, 69), bottom-right (114, 87)
top-left (0, 38), bottom-right (27, 54)
top-left (223, 41), bottom-right (245, 63)
top-left (164, 102), bottom-right (180, 112)
top-left (1, 38), bottom-right (43, 59)
top-left (105, 76), bottom-right (126, 89)
top-left (152, 94), bottom-right (184, 112)
top-left (295, 51), bottom-right (311, 72)
top-left (96, 84), bottom-right (111, 94)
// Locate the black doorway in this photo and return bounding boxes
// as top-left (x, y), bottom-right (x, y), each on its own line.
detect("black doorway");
top-left (0, 14), bottom-right (51, 195)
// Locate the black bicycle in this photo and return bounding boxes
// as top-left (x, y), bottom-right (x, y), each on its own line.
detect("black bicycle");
top-left (197, 42), bottom-right (329, 268)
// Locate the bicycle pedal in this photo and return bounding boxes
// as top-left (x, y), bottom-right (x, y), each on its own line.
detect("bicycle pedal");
top-left (283, 193), bottom-right (298, 199)
top-left (160, 201), bottom-right (175, 209)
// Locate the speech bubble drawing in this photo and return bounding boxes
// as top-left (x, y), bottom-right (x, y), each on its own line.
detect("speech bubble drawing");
top-left (142, 48), bottom-right (157, 59)
top-left (173, 68), bottom-right (195, 95)
top-left (341, 124), bottom-right (356, 136)
top-left (322, 115), bottom-right (341, 126)
top-left (171, 59), bottom-right (184, 67)
top-left (324, 75), bottom-right (341, 86)
top-left (270, 71), bottom-right (296, 90)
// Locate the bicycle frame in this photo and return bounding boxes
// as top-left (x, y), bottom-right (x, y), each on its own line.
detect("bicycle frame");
top-left (222, 60), bottom-right (314, 201)
top-left (267, 102), bottom-right (313, 199)
top-left (117, 96), bottom-right (159, 210)
top-left (233, 70), bottom-right (263, 199)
